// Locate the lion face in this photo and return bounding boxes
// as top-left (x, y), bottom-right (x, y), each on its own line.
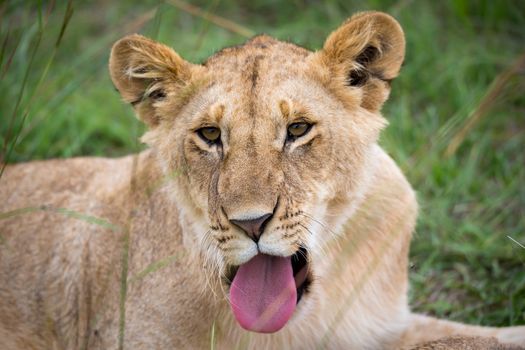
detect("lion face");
top-left (110, 11), bottom-right (405, 332)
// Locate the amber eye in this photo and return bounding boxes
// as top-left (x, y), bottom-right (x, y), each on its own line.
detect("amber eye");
top-left (197, 127), bottom-right (221, 144)
top-left (287, 122), bottom-right (311, 140)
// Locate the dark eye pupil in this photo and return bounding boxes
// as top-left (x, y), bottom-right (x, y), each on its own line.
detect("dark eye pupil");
top-left (288, 123), bottom-right (310, 137)
top-left (199, 127), bottom-right (221, 143)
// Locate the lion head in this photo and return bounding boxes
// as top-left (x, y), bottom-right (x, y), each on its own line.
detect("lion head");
top-left (109, 11), bottom-right (405, 333)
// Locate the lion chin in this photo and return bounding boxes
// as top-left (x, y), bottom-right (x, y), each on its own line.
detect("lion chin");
top-left (0, 10), bottom-right (524, 350)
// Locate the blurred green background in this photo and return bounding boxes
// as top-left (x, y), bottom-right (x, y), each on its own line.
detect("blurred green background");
top-left (1, 0), bottom-right (524, 326)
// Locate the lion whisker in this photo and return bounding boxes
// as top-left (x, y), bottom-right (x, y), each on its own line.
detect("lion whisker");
top-left (299, 212), bottom-right (339, 238)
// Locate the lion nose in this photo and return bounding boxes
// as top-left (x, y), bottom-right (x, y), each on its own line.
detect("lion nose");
top-left (230, 213), bottom-right (273, 243)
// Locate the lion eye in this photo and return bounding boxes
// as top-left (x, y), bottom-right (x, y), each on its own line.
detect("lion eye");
top-left (198, 127), bottom-right (221, 144)
top-left (287, 122), bottom-right (311, 139)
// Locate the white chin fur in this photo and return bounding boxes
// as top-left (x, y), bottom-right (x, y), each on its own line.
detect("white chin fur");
top-left (257, 239), bottom-right (297, 257)
top-left (226, 243), bottom-right (258, 266)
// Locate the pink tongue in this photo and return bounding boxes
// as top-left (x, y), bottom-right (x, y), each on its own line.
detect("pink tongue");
top-left (230, 254), bottom-right (297, 333)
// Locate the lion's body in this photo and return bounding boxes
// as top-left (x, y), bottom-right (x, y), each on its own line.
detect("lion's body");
top-left (0, 148), bottom-right (412, 349)
top-left (0, 147), bottom-right (407, 349)
top-left (0, 153), bottom-right (212, 349)
top-left (407, 336), bottom-right (525, 350)
top-left (0, 11), bottom-right (524, 350)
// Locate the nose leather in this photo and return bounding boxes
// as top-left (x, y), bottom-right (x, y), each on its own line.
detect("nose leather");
top-left (230, 213), bottom-right (273, 242)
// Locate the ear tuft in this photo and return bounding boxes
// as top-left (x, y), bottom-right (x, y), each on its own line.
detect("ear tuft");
top-left (356, 45), bottom-right (381, 67)
top-left (347, 68), bottom-right (368, 87)
top-left (346, 45), bottom-right (382, 86)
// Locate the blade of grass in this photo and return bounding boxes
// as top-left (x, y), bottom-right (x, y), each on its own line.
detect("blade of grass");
top-left (1, 25), bottom-right (43, 168)
top-left (0, 1), bottom-right (6, 20)
top-left (507, 236), bottom-right (525, 250)
top-left (0, 1), bottom-right (74, 178)
top-left (210, 320), bottom-right (216, 350)
top-left (118, 153), bottom-right (140, 350)
top-left (118, 225), bottom-right (130, 350)
top-left (445, 52), bottom-right (525, 157)
top-left (145, 4), bottom-right (163, 39)
top-left (13, 8), bottom-right (157, 146)
top-left (0, 32), bottom-right (21, 81)
top-left (167, 0), bottom-right (255, 38)
top-left (55, 0), bottom-right (72, 48)
top-left (0, 205), bottom-right (122, 232)
top-left (128, 253), bottom-right (182, 284)
top-left (192, 0), bottom-right (221, 54)
top-left (0, 27), bottom-right (11, 73)
top-left (318, 193), bottom-right (412, 348)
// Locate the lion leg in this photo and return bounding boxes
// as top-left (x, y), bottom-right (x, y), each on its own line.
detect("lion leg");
top-left (397, 313), bottom-right (525, 348)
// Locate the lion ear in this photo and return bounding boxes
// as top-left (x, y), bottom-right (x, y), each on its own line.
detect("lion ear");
top-left (320, 12), bottom-right (405, 111)
top-left (109, 34), bottom-right (193, 126)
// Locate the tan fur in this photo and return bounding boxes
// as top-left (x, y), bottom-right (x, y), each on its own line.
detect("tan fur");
top-left (1, 12), bottom-right (523, 350)
top-left (408, 336), bottom-right (525, 350)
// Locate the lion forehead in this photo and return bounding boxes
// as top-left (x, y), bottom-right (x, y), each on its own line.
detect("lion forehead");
top-left (204, 35), bottom-right (311, 66)
top-left (202, 35), bottom-right (313, 88)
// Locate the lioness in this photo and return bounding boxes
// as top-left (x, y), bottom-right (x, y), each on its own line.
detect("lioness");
top-left (0, 11), bottom-right (523, 350)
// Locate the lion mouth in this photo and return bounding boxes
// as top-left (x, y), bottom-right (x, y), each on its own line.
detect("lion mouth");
top-left (291, 247), bottom-right (311, 303)
top-left (226, 247), bottom-right (311, 333)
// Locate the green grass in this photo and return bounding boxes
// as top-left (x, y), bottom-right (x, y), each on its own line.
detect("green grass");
top-left (1, 0), bottom-right (524, 328)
